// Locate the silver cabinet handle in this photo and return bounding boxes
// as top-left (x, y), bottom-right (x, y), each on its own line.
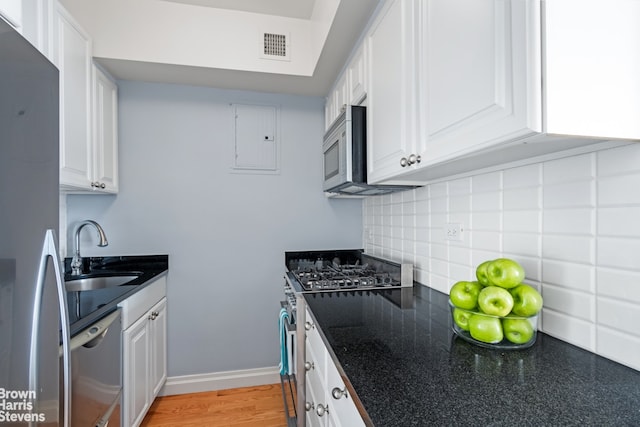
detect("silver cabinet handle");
top-left (304, 361), bottom-right (314, 371)
top-left (305, 321), bottom-right (314, 331)
top-left (331, 387), bottom-right (348, 400)
top-left (149, 311), bottom-right (159, 320)
top-left (408, 154), bottom-right (421, 165)
top-left (305, 402), bottom-right (314, 412)
top-left (91, 181), bottom-right (107, 189)
top-left (400, 157), bottom-right (408, 167)
top-left (316, 403), bottom-right (328, 417)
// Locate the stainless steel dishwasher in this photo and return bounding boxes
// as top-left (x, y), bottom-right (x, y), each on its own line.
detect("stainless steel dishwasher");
top-left (65, 309), bottom-right (122, 426)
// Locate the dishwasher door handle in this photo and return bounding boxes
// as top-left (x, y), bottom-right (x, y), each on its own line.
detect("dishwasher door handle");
top-left (68, 309), bottom-right (121, 352)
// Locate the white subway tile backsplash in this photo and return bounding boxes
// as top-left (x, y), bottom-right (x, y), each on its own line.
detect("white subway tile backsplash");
top-left (598, 174), bottom-right (640, 206)
top-left (472, 211), bottom-right (501, 231)
top-left (597, 237), bottom-right (640, 271)
top-left (503, 233), bottom-right (540, 258)
top-left (503, 164), bottom-right (541, 188)
top-left (472, 171), bottom-right (502, 192)
top-left (543, 153), bottom-right (595, 183)
top-left (543, 260), bottom-right (594, 293)
top-left (362, 144), bottom-right (640, 371)
top-left (597, 297), bottom-right (640, 337)
top-left (598, 207), bottom-right (640, 237)
top-left (544, 181), bottom-right (595, 208)
top-left (472, 191), bottom-right (502, 211)
top-left (470, 230), bottom-right (501, 252)
top-left (504, 210), bottom-right (540, 233)
top-left (543, 235), bottom-right (594, 264)
top-left (543, 285), bottom-right (595, 321)
top-left (504, 187), bottom-right (541, 210)
top-left (543, 208), bottom-right (594, 235)
top-left (596, 327), bottom-right (640, 371)
top-left (596, 268), bottom-right (640, 304)
top-left (597, 144), bottom-right (640, 177)
top-left (543, 309), bottom-right (596, 351)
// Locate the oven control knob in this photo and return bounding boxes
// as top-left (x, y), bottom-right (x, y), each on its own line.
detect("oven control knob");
top-left (316, 403), bottom-right (328, 417)
top-left (305, 361), bottom-right (314, 371)
top-left (331, 387), bottom-right (348, 400)
top-left (305, 321), bottom-right (314, 331)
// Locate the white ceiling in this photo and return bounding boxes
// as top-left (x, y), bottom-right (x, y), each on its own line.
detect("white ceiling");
top-left (91, 0), bottom-right (380, 97)
top-left (160, 0), bottom-right (316, 19)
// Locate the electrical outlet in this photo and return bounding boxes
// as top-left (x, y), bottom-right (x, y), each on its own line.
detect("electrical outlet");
top-left (445, 223), bottom-right (463, 241)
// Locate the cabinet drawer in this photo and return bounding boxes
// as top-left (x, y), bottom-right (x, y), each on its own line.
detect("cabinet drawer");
top-left (119, 276), bottom-right (167, 329)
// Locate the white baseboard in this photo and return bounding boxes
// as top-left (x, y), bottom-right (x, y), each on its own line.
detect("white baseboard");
top-left (159, 366), bottom-right (281, 396)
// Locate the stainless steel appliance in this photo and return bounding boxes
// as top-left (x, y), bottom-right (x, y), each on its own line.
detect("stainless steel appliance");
top-left (69, 310), bottom-right (122, 427)
top-left (0, 17), bottom-right (71, 426)
top-left (322, 106), bottom-right (418, 196)
top-left (280, 249), bottom-right (412, 426)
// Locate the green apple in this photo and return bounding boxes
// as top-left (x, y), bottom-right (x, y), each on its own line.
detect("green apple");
top-left (452, 308), bottom-right (473, 331)
top-left (449, 280), bottom-right (483, 310)
top-left (486, 258), bottom-right (525, 289)
top-left (477, 286), bottom-right (514, 317)
top-left (502, 318), bottom-right (534, 344)
top-left (469, 314), bottom-right (504, 344)
top-left (475, 260), bottom-right (493, 286)
top-left (510, 284), bottom-right (543, 316)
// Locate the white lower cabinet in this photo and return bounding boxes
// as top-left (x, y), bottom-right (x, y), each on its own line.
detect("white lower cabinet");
top-left (304, 309), bottom-right (365, 427)
top-left (120, 277), bottom-right (167, 427)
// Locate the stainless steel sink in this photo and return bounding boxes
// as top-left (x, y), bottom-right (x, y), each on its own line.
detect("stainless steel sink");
top-left (65, 275), bottom-right (139, 291)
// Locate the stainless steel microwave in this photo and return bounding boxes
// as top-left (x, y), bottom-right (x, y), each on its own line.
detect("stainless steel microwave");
top-left (322, 105), bottom-right (418, 196)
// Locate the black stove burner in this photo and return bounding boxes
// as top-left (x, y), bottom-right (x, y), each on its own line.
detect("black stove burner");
top-left (292, 264), bottom-right (400, 291)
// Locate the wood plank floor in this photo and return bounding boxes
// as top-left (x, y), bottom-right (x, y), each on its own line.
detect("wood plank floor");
top-left (140, 384), bottom-right (288, 427)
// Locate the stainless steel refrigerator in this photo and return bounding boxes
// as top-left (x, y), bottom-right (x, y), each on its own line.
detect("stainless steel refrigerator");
top-left (0, 18), bottom-right (71, 426)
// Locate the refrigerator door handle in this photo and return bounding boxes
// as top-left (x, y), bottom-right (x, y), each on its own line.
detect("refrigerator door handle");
top-left (30, 229), bottom-right (71, 427)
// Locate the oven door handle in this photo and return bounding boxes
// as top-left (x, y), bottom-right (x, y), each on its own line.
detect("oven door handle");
top-left (67, 309), bottom-right (121, 352)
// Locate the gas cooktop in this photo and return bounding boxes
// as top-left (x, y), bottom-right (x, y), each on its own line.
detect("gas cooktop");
top-left (285, 249), bottom-right (412, 292)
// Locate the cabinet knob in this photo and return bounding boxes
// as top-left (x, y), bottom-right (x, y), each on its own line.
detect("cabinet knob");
top-left (400, 157), bottom-right (408, 167)
top-left (331, 387), bottom-right (348, 400)
top-left (408, 154), bottom-right (421, 165)
top-left (305, 401), bottom-right (314, 412)
top-left (149, 312), bottom-right (158, 320)
top-left (304, 361), bottom-right (314, 371)
top-left (316, 403), bottom-right (328, 417)
top-left (305, 321), bottom-right (314, 331)
top-left (91, 181), bottom-right (107, 189)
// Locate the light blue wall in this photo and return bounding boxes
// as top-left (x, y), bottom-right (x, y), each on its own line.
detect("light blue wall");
top-left (66, 81), bottom-right (363, 376)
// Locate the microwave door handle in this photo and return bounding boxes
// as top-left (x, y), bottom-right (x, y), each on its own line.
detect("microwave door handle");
top-left (30, 229), bottom-right (72, 427)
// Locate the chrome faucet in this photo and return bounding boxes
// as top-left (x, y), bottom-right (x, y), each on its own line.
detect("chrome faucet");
top-left (70, 220), bottom-right (108, 275)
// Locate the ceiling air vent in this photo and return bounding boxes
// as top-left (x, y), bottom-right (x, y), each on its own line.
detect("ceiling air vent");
top-left (261, 32), bottom-right (290, 61)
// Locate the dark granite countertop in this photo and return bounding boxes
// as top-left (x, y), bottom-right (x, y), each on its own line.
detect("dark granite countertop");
top-left (64, 255), bottom-right (168, 335)
top-left (304, 285), bottom-right (640, 426)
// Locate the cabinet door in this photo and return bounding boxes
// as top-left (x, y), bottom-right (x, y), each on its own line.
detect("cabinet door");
top-left (93, 66), bottom-right (119, 193)
top-left (123, 315), bottom-right (151, 427)
top-left (366, 0), bottom-right (420, 184)
top-left (149, 298), bottom-right (167, 398)
top-left (0, 0), bottom-right (22, 28)
top-left (420, 0), bottom-right (539, 164)
top-left (54, 4), bottom-right (93, 190)
top-left (325, 358), bottom-right (365, 427)
top-left (348, 44), bottom-right (367, 105)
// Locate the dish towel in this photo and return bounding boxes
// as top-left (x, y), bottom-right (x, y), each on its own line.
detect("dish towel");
top-left (278, 308), bottom-right (290, 375)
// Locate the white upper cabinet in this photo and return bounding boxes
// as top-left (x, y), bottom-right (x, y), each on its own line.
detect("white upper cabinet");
top-left (92, 65), bottom-right (119, 193)
top-left (365, 0), bottom-right (422, 184)
top-left (54, 2), bottom-right (119, 193)
top-left (347, 43), bottom-right (367, 106)
top-left (0, 0), bottom-right (22, 29)
top-left (359, 0), bottom-right (640, 185)
top-left (419, 0), bottom-right (539, 167)
top-left (54, 3), bottom-right (93, 190)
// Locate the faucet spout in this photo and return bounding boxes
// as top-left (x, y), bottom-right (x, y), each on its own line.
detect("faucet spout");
top-left (70, 220), bottom-right (108, 275)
